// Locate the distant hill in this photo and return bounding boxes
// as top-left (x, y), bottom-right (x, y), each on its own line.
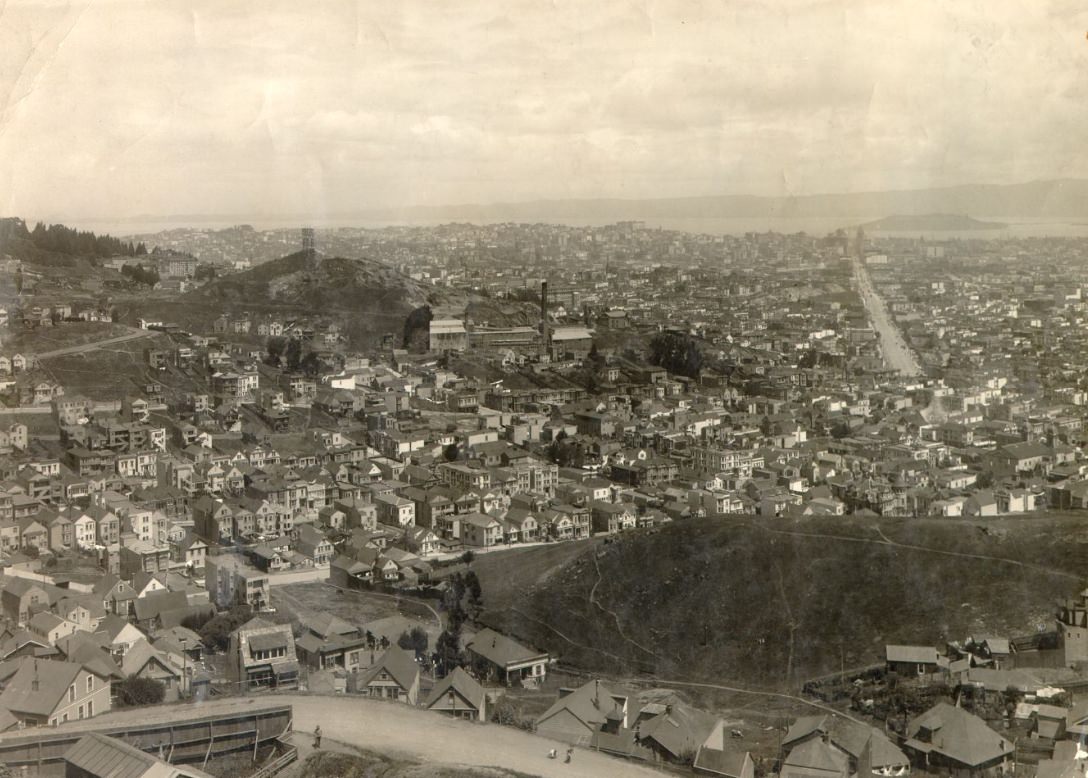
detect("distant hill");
top-left (475, 517), bottom-right (1086, 688)
top-left (357, 178), bottom-right (1088, 223)
top-left (861, 214), bottom-right (1006, 231)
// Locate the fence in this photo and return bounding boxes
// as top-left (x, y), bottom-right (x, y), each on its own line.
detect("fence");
top-left (249, 741), bottom-right (298, 778)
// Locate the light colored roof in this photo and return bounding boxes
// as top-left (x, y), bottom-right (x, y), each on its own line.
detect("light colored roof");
top-left (907, 702), bottom-right (1014, 768)
top-left (121, 639), bottom-right (178, 678)
top-left (466, 627), bottom-right (547, 669)
top-left (886, 645), bottom-right (939, 664)
top-left (64, 732), bottom-right (218, 778)
top-left (0, 657), bottom-right (89, 717)
top-left (783, 738), bottom-right (849, 778)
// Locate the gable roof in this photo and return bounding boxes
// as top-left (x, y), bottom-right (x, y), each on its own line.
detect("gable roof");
top-left (783, 737), bottom-right (849, 778)
top-left (465, 627), bottom-right (547, 669)
top-left (424, 666), bottom-right (486, 712)
top-left (536, 679), bottom-right (627, 731)
top-left (637, 701), bottom-right (718, 760)
top-left (886, 645), bottom-right (939, 664)
top-left (64, 732), bottom-right (218, 778)
top-left (906, 702), bottom-right (1014, 768)
top-left (0, 657), bottom-right (95, 717)
top-left (695, 721), bottom-right (752, 778)
top-left (358, 646), bottom-right (419, 691)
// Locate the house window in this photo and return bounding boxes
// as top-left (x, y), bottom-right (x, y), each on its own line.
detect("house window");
top-left (87, 676), bottom-right (94, 693)
top-left (78, 706), bottom-right (84, 720)
top-left (68, 685), bottom-right (76, 702)
top-left (87, 701), bottom-right (92, 717)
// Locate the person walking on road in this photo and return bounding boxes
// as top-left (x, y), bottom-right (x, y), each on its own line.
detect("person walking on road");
top-left (313, 725), bottom-right (322, 749)
top-left (565, 748), bottom-right (573, 763)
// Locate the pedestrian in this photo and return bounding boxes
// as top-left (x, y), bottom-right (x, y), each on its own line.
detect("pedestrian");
top-left (565, 747), bottom-right (573, 763)
top-left (313, 725), bottom-right (322, 749)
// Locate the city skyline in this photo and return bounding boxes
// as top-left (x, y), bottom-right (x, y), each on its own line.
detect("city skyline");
top-left (1, 0), bottom-right (1085, 224)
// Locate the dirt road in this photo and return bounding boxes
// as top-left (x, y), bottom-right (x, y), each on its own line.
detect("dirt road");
top-left (281, 694), bottom-right (668, 777)
top-left (35, 329), bottom-right (153, 358)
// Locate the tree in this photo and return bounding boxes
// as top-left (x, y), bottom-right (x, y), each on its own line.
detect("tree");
top-left (459, 550), bottom-right (475, 566)
top-left (434, 627), bottom-right (464, 676)
top-left (116, 675), bottom-right (166, 707)
top-left (397, 626), bottom-right (429, 659)
top-left (464, 571), bottom-right (484, 621)
top-left (443, 443), bottom-right (460, 462)
top-left (266, 336), bottom-right (287, 366)
top-left (300, 350), bottom-right (321, 377)
top-left (198, 604), bottom-right (253, 651)
top-left (180, 611), bottom-right (214, 633)
top-left (402, 305), bottom-right (433, 352)
top-left (648, 330), bottom-right (704, 378)
top-left (194, 263), bottom-right (216, 281)
top-left (284, 338), bottom-right (302, 372)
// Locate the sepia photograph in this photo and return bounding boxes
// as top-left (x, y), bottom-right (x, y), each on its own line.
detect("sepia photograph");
top-left (1, 1), bottom-right (1088, 776)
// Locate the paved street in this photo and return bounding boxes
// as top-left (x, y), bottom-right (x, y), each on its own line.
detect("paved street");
top-left (853, 257), bottom-right (922, 376)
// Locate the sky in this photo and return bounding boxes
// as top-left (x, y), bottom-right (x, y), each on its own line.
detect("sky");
top-left (0, 0), bottom-right (1085, 224)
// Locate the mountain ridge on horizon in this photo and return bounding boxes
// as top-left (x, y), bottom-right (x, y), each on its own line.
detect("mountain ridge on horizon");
top-left (49, 177), bottom-right (1088, 227)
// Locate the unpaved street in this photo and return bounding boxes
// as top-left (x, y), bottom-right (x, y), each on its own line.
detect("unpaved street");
top-left (281, 694), bottom-right (668, 778)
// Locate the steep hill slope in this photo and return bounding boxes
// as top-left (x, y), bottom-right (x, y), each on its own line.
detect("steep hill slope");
top-left (477, 516), bottom-right (1088, 689)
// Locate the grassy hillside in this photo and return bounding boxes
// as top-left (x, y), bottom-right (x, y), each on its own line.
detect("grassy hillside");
top-left (476, 516), bottom-right (1088, 689)
top-left (123, 251), bottom-right (453, 347)
top-left (185, 251), bottom-right (432, 311)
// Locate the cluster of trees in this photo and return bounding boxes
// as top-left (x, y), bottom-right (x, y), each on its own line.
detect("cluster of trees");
top-left (397, 626), bottom-right (429, 660)
top-left (402, 305), bottom-right (432, 352)
top-left (182, 604), bottom-right (253, 652)
top-left (121, 263), bottom-right (160, 287)
top-left (194, 263), bottom-right (217, 281)
top-left (433, 570), bottom-right (484, 675)
top-left (547, 430), bottom-right (586, 468)
top-left (17, 220), bottom-right (147, 257)
top-left (115, 675), bottom-right (166, 707)
top-left (265, 336), bottom-right (320, 375)
top-left (648, 330), bottom-right (704, 378)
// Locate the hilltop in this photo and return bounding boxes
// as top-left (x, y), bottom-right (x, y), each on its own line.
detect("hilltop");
top-left (861, 214), bottom-right (1007, 232)
top-left (183, 251), bottom-right (436, 312)
top-left (475, 515), bottom-right (1088, 689)
top-left (122, 251), bottom-right (464, 346)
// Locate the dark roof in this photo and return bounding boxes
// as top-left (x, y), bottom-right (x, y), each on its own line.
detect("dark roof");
top-left (358, 646), bottom-right (419, 691)
top-left (249, 632), bottom-right (290, 653)
top-left (424, 666), bottom-right (486, 712)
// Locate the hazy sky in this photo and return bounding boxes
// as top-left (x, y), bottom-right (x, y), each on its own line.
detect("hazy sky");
top-left (1, 0), bottom-right (1085, 223)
